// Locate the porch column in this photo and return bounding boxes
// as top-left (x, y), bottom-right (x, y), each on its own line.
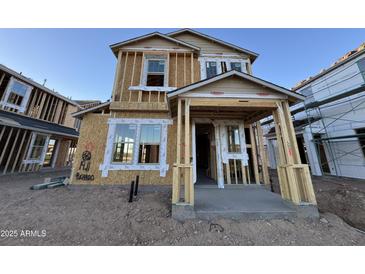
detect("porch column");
top-left (172, 98), bottom-right (182, 204)
top-left (172, 98), bottom-right (194, 206)
top-left (273, 101), bottom-right (317, 205)
top-left (184, 98), bottom-right (194, 205)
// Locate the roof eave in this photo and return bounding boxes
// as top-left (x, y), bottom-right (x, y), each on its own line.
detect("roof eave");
top-left (109, 31), bottom-right (200, 57)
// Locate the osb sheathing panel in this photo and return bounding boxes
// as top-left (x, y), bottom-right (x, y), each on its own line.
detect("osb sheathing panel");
top-left (71, 112), bottom-right (176, 185)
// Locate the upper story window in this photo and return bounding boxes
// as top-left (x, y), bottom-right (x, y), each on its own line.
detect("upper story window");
top-left (141, 55), bottom-right (168, 87)
top-left (0, 77), bottom-right (32, 113)
top-left (206, 61), bottom-right (218, 78)
top-left (7, 81), bottom-right (28, 106)
top-left (146, 60), bottom-right (166, 86)
top-left (230, 62), bottom-right (242, 72)
top-left (200, 57), bottom-right (249, 80)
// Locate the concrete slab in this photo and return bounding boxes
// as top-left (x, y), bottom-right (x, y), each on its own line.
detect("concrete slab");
top-left (194, 185), bottom-right (298, 220)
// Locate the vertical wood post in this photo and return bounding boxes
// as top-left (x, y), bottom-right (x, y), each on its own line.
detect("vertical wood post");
top-left (172, 98), bottom-right (182, 204)
top-left (184, 99), bottom-right (192, 204)
top-left (256, 122), bottom-right (270, 185)
top-left (249, 124), bottom-right (260, 184)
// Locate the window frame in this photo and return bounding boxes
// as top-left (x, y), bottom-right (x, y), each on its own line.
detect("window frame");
top-left (138, 124), bottom-right (162, 164)
top-left (23, 132), bottom-right (50, 164)
top-left (142, 55), bottom-right (168, 87)
top-left (0, 77), bottom-right (33, 113)
top-left (112, 124), bottom-right (138, 164)
top-left (100, 118), bottom-right (172, 177)
top-left (199, 57), bottom-right (249, 80)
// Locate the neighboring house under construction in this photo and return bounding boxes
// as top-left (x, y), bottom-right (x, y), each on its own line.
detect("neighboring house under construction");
top-left (263, 43), bottom-right (365, 179)
top-left (0, 64), bottom-right (81, 175)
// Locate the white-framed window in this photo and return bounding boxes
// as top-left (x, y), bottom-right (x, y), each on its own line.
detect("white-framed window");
top-left (100, 118), bottom-right (172, 177)
top-left (206, 61), bottom-right (218, 79)
top-left (0, 77), bottom-right (33, 113)
top-left (199, 57), bottom-right (249, 80)
top-left (23, 132), bottom-right (50, 164)
top-left (141, 55), bottom-right (168, 87)
top-left (230, 62), bottom-right (243, 72)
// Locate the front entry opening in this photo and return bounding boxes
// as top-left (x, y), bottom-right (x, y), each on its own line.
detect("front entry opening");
top-left (195, 123), bottom-right (216, 185)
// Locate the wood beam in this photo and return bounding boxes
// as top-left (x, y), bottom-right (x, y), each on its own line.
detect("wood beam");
top-left (256, 122), bottom-right (270, 185)
top-left (189, 98), bottom-right (278, 108)
top-left (120, 52), bottom-right (128, 102)
top-left (172, 98), bottom-right (182, 204)
top-left (249, 124), bottom-right (260, 184)
top-left (184, 99), bottom-right (191, 204)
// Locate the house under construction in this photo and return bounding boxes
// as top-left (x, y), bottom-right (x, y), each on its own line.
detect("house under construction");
top-left (263, 42), bottom-right (365, 179)
top-left (0, 64), bottom-right (81, 175)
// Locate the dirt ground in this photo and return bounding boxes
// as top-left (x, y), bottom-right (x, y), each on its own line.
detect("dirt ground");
top-left (0, 170), bottom-right (364, 246)
top-left (270, 170), bottom-right (365, 231)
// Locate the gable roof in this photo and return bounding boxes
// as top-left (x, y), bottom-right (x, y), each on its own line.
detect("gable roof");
top-left (109, 32), bottom-right (200, 56)
top-left (72, 101), bottom-right (111, 118)
top-left (167, 70), bottom-right (305, 101)
top-left (167, 29), bottom-right (259, 63)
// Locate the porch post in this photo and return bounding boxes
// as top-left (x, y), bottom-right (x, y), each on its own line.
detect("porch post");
top-left (184, 99), bottom-right (193, 204)
top-left (273, 101), bottom-right (317, 205)
top-left (172, 98), bottom-right (182, 204)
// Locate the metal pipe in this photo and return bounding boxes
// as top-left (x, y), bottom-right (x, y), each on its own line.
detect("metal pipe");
top-left (134, 175), bottom-right (139, 196)
top-left (128, 180), bottom-right (135, 203)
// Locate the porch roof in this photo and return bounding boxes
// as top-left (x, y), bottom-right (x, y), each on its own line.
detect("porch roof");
top-left (167, 70), bottom-right (306, 101)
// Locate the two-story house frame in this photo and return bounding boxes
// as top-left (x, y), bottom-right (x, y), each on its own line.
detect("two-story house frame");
top-left (72, 29), bottom-right (317, 213)
top-left (0, 64), bottom-right (80, 175)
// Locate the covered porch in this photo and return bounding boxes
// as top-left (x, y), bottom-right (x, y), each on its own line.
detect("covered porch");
top-left (167, 71), bottom-right (317, 219)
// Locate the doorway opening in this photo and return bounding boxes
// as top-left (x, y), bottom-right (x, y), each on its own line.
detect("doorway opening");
top-left (195, 123), bottom-right (216, 185)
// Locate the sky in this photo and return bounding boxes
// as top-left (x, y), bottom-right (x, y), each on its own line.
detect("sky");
top-left (0, 28), bottom-right (364, 101)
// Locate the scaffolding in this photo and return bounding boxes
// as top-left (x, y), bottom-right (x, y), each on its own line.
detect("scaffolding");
top-left (303, 83), bottom-right (365, 177)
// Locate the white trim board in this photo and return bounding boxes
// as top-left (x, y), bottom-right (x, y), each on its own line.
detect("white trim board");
top-left (128, 86), bottom-right (176, 92)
